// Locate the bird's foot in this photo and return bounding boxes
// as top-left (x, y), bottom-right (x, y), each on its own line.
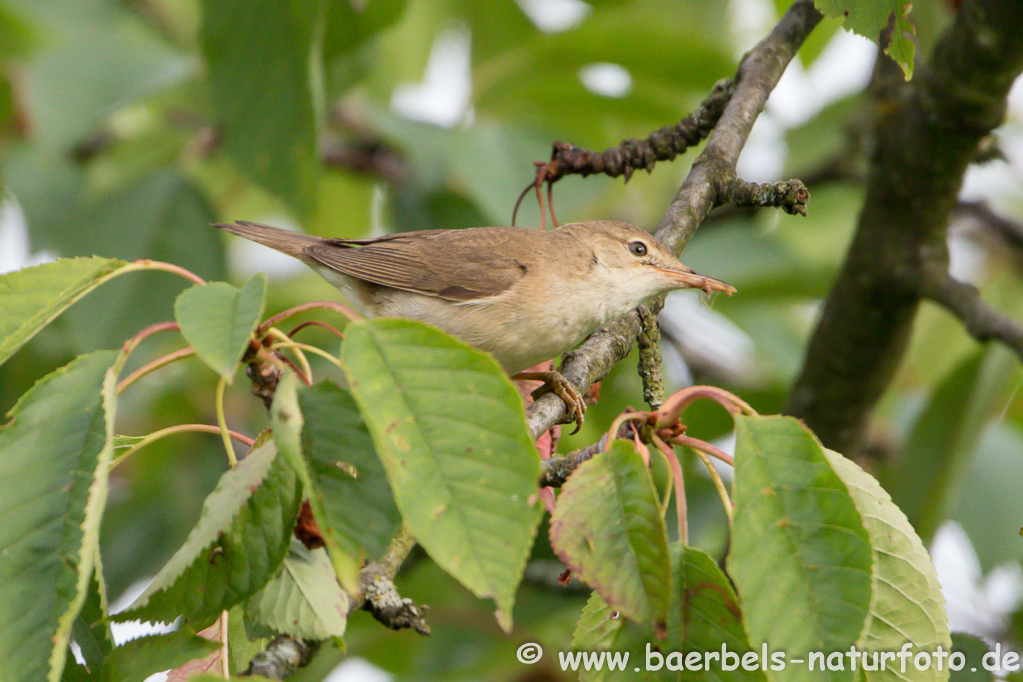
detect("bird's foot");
top-left (512, 370), bottom-right (586, 434)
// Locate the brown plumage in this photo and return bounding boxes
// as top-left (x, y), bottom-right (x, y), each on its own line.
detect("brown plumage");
top-left (215, 219), bottom-right (735, 428)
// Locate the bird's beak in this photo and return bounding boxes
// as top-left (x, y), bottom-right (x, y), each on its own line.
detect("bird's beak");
top-left (658, 265), bottom-right (737, 295)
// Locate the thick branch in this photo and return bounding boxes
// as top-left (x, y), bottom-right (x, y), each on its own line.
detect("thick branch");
top-left (526, 0), bottom-right (823, 439)
top-left (785, 0), bottom-right (1023, 454)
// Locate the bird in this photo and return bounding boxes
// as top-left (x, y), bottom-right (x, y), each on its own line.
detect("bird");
top-left (215, 220), bottom-right (735, 429)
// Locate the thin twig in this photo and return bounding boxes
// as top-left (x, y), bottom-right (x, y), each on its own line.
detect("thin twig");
top-left (921, 271), bottom-right (1023, 359)
top-left (525, 0), bottom-right (823, 440)
top-left (635, 303), bottom-right (665, 409)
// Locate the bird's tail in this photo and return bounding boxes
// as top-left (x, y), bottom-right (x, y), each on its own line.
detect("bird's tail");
top-left (213, 221), bottom-right (324, 259)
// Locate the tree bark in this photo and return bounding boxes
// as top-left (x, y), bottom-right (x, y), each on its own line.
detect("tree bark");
top-left (785, 0), bottom-right (1023, 454)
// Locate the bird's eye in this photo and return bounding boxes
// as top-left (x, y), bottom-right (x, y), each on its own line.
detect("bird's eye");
top-left (628, 241), bottom-right (648, 257)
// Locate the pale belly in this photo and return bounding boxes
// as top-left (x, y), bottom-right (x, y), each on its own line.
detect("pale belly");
top-left (321, 267), bottom-right (647, 375)
top-left (375, 290), bottom-right (607, 375)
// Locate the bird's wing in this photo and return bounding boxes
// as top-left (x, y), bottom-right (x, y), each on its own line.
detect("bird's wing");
top-left (304, 227), bottom-right (531, 301)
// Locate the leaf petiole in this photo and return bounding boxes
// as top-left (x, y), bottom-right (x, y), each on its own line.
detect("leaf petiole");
top-left (111, 423), bottom-right (255, 469)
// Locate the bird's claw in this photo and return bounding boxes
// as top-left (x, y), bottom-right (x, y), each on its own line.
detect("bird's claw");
top-left (516, 370), bottom-right (586, 434)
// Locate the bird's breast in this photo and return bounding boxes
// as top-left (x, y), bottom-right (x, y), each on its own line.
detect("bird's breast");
top-left (359, 265), bottom-right (656, 374)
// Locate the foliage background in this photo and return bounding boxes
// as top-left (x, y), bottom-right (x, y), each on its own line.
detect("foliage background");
top-left (1, 0), bottom-right (1022, 679)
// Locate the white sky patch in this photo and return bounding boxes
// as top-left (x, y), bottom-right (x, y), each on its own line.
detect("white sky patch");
top-left (729, 0), bottom-right (775, 55)
top-left (708, 431), bottom-right (736, 484)
top-left (578, 62), bottom-right (632, 98)
top-left (515, 0), bottom-right (591, 33)
top-left (0, 195), bottom-right (56, 274)
top-left (739, 28), bottom-right (876, 181)
top-left (931, 522), bottom-right (1023, 644)
top-left (325, 656), bottom-right (395, 682)
top-left (659, 293), bottom-right (756, 385)
top-left (948, 225), bottom-right (990, 285)
top-left (108, 578), bottom-right (179, 645)
top-left (767, 30), bottom-right (874, 129)
top-left (805, 30), bottom-right (875, 111)
top-left (736, 113), bottom-right (785, 181)
top-left (391, 25), bottom-right (472, 128)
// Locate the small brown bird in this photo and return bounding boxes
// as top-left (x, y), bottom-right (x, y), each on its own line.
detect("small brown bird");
top-left (216, 220), bottom-right (735, 428)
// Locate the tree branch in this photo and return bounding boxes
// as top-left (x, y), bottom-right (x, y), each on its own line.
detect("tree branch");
top-left (955, 199), bottom-right (1023, 251)
top-left (921, 271), bottom-right (1023, 359)
top-left (358, 526), bottom-right (430, 635)
top-left (241, 637), bottom-right (319, 678)
top-left (240, 527), bottom-right (426, 678)
top-left (526, 0), bottom-right (823, 440)
top-left (784, 0), bottom-right (1023, 454)
top-left (532, 78), bottom-right (735, 185)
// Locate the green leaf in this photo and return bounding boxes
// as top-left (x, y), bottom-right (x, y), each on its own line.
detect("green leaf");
top-left (462, 3), bottom-right (736, 158)
top-left (298, 381), bottom-right (401, 560)
top-left (728, 415), bottom-right (873, 682)
top-left (322, 0), bottom-right (406, 63)
top-left (200, 0), bottom-right (320, 216)
top-left (571, 545), bottom-right (765, 682)
top-left (271, 373), bottom-right (362, 594)
top-left (341, 318), bottom-right (542, 631)
top-left (886, 11), bottom-right (915, 80)
top-left (0, 350), bottom-right (122, 682)
top-left (550, 439), bottom-right (670, 629)
top-left (60, 660), bottom-right (92, 682)
top-left (814, 0), bottom-right (915, 79)
top-left (118, 438), bottom-right (301, 627)
top-left (5, 0), bottom-right (189, 151)
top-left (948, 633), bottom-right (995, 682)
top-left (99, 629), bottom-right (220, 682)
top-left (226, 604), bottom-right (267, 676)
top-left (886, 346), bottom-right (1019, 543)
top-left (823, 449), bottom-right (950, 681)
top-left (364, 0), bottom-right (443, 99)
top-left (71, 548), bottom-right (114, 674)
top-left (570, 595), bottom-right (632, 682)
top-left (0, 257), bottom-right (129, 367)
top-left (669, 546), bottom-right (765, 681)
top-left (245, 541), bottom-right (349, 640)
top-left (572, 591), bottom-right (626, 654)
top-left (0, 3), bottom-right (38, 59)
top-left (174, 274), bottom-right (267, 380)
